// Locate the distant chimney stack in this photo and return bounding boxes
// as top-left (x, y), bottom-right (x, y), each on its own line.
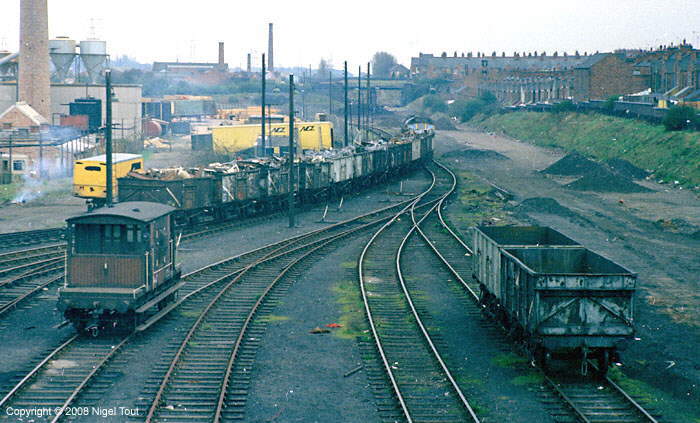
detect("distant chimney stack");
top-left (218, 41), bottom-right (225, 68)
top-left (268, 23), bottom-right (274, 71)
top-left (247, 53), bottom-right (251, 73)
top-left (19, 0), bottom-right (51, 120)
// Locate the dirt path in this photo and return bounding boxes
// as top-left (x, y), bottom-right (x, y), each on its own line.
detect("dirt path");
top-left (435, 124), bottom-right (700, 420)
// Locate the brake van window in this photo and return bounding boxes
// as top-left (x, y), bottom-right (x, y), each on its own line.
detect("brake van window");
top-left (85, 166), bottom-right (101, 171)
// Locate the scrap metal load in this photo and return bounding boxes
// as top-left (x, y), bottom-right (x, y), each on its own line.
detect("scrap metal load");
top-left (472, 226), bottom-right (636, 375)
top-left (119, 134), bottom-right (433, 225)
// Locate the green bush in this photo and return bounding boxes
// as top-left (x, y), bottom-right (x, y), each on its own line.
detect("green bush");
top-left (449, 92), bottom-right (499, 122)
top-left (663, 105), bottom-right (698, 131)
top-left (552, 100), bottom-right (576, 113)
top-left (603, 95), bottom-right (619, 112)
top-left (423, 94), bottom-right (447, 113)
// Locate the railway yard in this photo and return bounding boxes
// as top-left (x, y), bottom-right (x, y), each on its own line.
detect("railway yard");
top-left (0, 122), bottom-right (696, 423)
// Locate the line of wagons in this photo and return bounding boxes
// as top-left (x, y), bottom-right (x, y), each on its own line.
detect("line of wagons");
top-left (472, 226), bottom-right (636, 375)
top-left (58, 135), bottom-right (433, 334)
top-left (77, 136), bottom-right (433, 226)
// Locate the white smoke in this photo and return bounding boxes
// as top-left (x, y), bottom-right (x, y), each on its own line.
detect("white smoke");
top-left (12, 156), bottom-right (68, 204)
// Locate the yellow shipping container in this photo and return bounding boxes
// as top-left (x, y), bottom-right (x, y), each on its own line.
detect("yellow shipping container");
top-left (212, 121), bottom-right (333, 155)
top-left (73, 153), bottom-right (143, 200)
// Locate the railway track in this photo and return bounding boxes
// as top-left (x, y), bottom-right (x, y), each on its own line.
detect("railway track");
top-left (0, 185), bottom-right (388, 317)
top-left (0, 173), bottom-right (435, 423)
top-left (409, 162), bottom-right (659, 423)
top-left (542, 370), bottom-right (660, 423)
top-left (358, 161), bottom-right (480, 423)
top-left (0, 228), bottom-right (65, 250)
top-left (140, 178), bottom-right (442, 422)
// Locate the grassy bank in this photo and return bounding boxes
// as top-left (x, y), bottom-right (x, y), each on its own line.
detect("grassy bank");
top-left (471, 111), bottom-right (700, 188)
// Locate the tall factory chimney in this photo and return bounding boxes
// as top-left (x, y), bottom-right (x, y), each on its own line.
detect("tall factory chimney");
top-left (19, 0), bottom-right (51, 119)
top-left (218, 41), bottom-right (225, 69)
top-left (268, 23), bottom-right (274, 71)
top-left (246, 53), bottom-right (251, 73)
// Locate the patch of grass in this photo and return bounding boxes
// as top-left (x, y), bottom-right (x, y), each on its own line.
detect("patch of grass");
top-left (340, 261), bottom-right (357, 269)
top-left (607, 366), bottom-right (657, 405)
top-left (0, 183), bottom-right (20, 202)
top-left (332, 280), bottom-right (367, 339)
top-left (472, 111), bottom-right (700, 188)
top-left (469, 400), bottom-right (490, 417)
top-left (608, 366), bottom-right (700, 421)
top-left (263, 315), bottom-right (290, 322)
top-left (457, 375), bottom-right (484, 386)
top-left (492, 352), bottom-right (529, 368)
top-left (453, 171), bottom-right (513, 228)
top-left (180, 310), bottom-right (200, 318)
top-left (511, 372), bottom-right (544, 386)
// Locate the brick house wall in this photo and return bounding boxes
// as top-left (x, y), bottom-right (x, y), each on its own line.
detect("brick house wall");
top-left (588, 55), bottom-right (648, 100)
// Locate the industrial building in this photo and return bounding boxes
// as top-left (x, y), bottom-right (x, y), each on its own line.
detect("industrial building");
top-left (0, 1), bottom-right (143, 139)
top-left (152, 42), bottom-right (229, 85)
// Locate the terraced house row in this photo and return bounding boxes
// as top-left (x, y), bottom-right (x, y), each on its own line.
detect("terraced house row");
top-left (410, 42), bottom-right (700, 107)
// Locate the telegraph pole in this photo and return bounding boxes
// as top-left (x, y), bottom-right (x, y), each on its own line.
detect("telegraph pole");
top-left (366, 62), bottom-right (371, 138)
top-left (329, 70), bottom-right (332, 117)
top-left (288, 74), bottom-right (295, 228)
top-left (357, 66), bottom-right (361, 141)
top-left (261, 53), bottom-right (266, 156)
top-left (105, 69), bottom-right (113, 207)
top-left (343, 61), bottom-right (348, 146)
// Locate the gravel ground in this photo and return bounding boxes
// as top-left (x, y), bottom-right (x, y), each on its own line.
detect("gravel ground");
top-left (436, 125), bottom-right (700, 421)
top-left (0, 286), bottom-right (73, 393)
top-left (244, 236), bottom-right (380, 423)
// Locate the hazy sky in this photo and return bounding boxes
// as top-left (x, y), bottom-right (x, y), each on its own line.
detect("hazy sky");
top-left (1, 0), bottom-right (698, 71)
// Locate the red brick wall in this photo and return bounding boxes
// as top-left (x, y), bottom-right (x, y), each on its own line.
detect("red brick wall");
top-left (589, 55), bottom-right (648, 100)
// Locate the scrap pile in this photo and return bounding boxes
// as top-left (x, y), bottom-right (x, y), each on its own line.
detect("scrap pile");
top-left (144, 137), bottom-right (171, 150)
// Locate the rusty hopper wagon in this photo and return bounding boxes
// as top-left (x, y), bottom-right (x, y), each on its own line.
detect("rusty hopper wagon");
top-left (473, 226), bottom-right (636, 374)
top-left (58, 202), bottom-right (182, 335)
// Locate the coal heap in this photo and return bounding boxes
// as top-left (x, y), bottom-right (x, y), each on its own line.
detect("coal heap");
top-left (541, 152), bottom-right (607, 176)
top-left (564, 169), bottom-right (652, 193)
top-left (606, 158), bottom-right (649, 180)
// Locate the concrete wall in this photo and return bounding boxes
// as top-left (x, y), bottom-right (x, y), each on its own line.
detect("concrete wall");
top-left (0, 83), bottom-right (142, 136)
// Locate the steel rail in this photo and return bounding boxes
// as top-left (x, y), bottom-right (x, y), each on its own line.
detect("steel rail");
top-left (409, 162), bottom-right (479, 300)
top-left (0, 273), bottom-right (63, 316)
top-left (357, 171), bottom-right (437, 423)
top-left (50, 337), bottom-right (132, 423)
top-left (212, 215), bottom-right (384, 422)
top-left (605, 374), bottom-right (659, 423)
top-left (397, 164), bottom-right (480, 422)
top-left (0, 334), bottom-right (79, 408)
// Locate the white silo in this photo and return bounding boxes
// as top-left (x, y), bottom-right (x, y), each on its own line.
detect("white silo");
top-left (49, 36), bottom-right (76, 82)
top-left (79, 39), bottom-right (108, 83)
